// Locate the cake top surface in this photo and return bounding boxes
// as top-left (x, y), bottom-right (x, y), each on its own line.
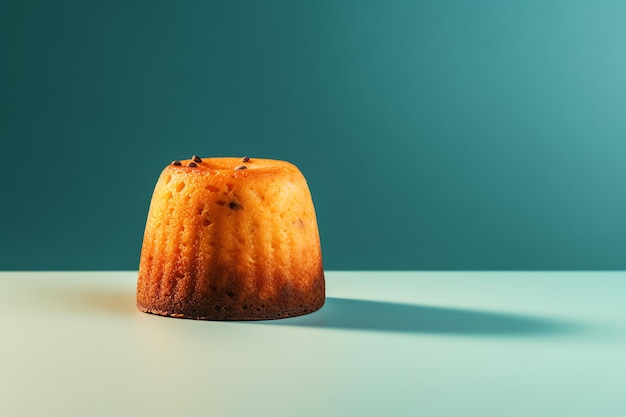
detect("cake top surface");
top-left (167, 156), bottom-right (300, 174)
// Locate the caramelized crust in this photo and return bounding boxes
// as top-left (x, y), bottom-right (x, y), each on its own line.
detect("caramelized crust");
top-left (137, 157), bottom-right (325, 320)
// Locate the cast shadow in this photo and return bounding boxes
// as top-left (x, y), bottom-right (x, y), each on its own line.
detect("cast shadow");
top-left (263, 297), bottom-right (580, 336)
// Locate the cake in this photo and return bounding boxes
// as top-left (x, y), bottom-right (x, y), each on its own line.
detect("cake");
top-left (137, 156), bottom-right (325, 320)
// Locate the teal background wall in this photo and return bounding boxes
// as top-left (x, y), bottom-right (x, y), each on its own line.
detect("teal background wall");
top-left (1, 1), bottom-right (625, 270)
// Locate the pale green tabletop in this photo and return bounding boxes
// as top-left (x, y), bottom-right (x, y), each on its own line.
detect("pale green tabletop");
top-left (1, 271), bottom-right (624, 417)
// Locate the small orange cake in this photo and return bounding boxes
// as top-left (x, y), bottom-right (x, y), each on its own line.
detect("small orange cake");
top-left (137, 156), bottom-right (325, 320)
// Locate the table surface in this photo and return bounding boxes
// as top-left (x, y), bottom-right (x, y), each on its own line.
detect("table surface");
top-left (1, 271), bottom-right (625, 417)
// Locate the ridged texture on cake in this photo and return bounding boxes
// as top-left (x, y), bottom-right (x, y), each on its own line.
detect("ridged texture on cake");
top-left (137, 157), bottom-right (325, 320)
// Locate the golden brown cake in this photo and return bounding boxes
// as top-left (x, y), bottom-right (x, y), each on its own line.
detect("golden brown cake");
top-left (137, 156), bottom-right (325, 320)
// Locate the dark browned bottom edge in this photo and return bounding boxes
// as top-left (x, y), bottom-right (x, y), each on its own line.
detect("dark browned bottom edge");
top-left (136, 297), bottom-right (325, 321)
